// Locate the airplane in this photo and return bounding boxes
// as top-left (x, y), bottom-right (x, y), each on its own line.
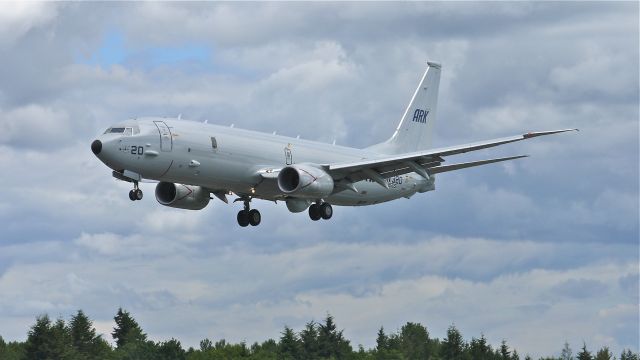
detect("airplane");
top-left (91, 61), bottom-right (577, 227)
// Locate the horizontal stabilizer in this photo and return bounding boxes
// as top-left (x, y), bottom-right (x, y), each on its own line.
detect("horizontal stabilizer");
top-left (429, 155), bottom-right (528, 174)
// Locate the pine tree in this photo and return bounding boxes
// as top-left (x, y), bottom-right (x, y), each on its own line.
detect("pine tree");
top-left (69, 309), bottom-right (110, 359)
top-left (300, 321), bottom-right (319, 359)
top-left (252, 338), bottom-right (278, 358)
top-left (469, 334), bottom-right (491, 360)
top-left (512, 349), bottom-right (520, 360)
top-left (111, 308), bottom-right (147, 348)
top-left (25, 315), bottom-right (77, 359)
top-left (25, 315), bottom-right (53, 359)
top-left (399, 322), bottom-right (429, 360)
top-left (500, 340), bottom-right (511, 360)
top-left (317, 314), bottom-right (351, 359)
top-left (0, 336), bottom-right (25, 360)
top-left (279, 326), bottom-right (301, 360)
top-left (375, 326), bottom-right (388, 351)
top-left (561, 342), bottom-right (574, 360)
top-left (577, 343), bottom-right (593, 360)
top-left (157, 338), bottom-right (185, 360)
top-left (621, 349), bottom-right (640, 360)
top-left (387, 332), bottom-right (402, 352)
top-left (441, 325), bottom-right (465, 360)
top-left (317, 315), bottom-right (337, 358)
top-left (595, 347), bottom-right (612, 360)
top-left (51, 318), bottom-right (76, 358)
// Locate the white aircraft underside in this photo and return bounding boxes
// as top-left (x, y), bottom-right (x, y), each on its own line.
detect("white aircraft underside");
top-left (91, 61), bottom-right (577, 227)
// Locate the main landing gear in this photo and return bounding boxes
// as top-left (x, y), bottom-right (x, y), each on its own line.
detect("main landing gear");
top-left (236, 198), bottom-right (261, 227)
top-left (308, 201), bottom-right (332, 221)
top-left (128, 182), bottom-right (143, 201)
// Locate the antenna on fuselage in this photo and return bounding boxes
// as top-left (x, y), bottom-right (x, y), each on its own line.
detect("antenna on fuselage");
top-left (230, 124), bottom-right (235, 128)
top-left (178, 113), bottom-right (182, 120)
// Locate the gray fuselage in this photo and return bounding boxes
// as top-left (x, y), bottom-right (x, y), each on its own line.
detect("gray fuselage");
top-left (94, 117), bottom-right (431, 207)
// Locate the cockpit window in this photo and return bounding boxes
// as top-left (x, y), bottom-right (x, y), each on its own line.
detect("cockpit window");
top-left (103, 125), bottom-right (139, 136)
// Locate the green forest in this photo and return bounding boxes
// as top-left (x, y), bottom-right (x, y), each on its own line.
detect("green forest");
top-left (0, 309), bottom-right (637, 360)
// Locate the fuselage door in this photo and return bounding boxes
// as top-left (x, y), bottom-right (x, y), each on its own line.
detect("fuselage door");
top-left (154, 121), bottom-right (172, 151)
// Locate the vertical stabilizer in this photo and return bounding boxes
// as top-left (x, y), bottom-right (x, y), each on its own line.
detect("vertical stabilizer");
top-left (368, 61), bottom-right (441, 154)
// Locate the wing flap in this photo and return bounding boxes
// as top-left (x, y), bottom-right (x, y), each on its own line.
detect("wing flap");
top-left (428, 155), bottom-right (528, 174)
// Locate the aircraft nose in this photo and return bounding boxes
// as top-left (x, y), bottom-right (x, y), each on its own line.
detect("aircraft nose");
top-left (91, 139), bottom-right (102, 155)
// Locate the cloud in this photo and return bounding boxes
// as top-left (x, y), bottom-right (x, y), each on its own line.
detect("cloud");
top-left (0, 2), bottom-right (57, 45)
top-left (75, 232), bottom-right (147, 256)
top-left (0, 2), bottom-right (637, 358)
top-left (550, 51), bottom-right (637, 101)
top-left (0, 104), bottom-right (75, 149)
top-left (550, 279), bottom-right (609, 299)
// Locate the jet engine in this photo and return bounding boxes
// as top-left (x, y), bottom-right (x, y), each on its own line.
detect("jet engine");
top-left (277, 164), bottom-right (334, 199)
top-left (155, 182), bottom-right (210, 210)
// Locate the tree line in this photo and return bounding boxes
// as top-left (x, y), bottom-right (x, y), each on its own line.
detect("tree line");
top-left (0, 308), bottom-right (637, 360)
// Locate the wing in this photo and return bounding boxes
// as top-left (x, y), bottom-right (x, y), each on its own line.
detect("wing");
top-left (326, 129), bottom-right (577, 188)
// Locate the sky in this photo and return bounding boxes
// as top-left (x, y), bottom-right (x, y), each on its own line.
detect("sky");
top-left (0, 2), bottom-right (638, 358)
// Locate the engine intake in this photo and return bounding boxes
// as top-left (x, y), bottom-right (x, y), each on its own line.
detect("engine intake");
top-left (155, 182), bottom-right (210, 210)
top-left (277, 164), bottom-right (334, 199)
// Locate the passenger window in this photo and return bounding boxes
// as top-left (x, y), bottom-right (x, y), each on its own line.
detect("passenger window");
top-left (211, 137), bottom-right (218, 150)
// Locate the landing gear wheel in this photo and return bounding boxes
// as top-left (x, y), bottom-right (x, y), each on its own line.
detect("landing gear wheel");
top-left (308, 203), bottom-right (321, 221)
top-left (237, 210), bottom-right (250, 227)
top-left (129, 181), bottom-right (142, 201)
top-left (320, 203), bottom-right (333, 220)
top-left (248, 209), bottom-right (261, 226)
top-left (235, 196), bottom-right (261, 227)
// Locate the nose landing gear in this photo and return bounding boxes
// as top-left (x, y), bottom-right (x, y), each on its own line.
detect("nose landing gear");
top-left (236, 197), bottom-right (261, 227)
top-left (309, 201), bottom-right (332, 221)
top-left (128, 182), bottom-right (143, 201)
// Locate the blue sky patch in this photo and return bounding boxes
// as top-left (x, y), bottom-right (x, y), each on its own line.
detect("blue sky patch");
top-left (77, 29), bottom-right (212, 69)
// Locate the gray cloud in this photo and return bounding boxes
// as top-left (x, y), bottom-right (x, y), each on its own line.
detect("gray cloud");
top-left (0, 2), bottom-right (637, 358)
top-left (550, 279), bottom-right (609, 299)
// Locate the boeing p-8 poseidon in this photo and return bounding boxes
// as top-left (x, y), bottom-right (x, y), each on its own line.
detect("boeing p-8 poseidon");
top-left (91, 62), bottom-right (576, 227)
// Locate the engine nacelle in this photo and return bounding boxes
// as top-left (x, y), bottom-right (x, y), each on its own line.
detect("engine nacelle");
top-left (155, 182), bottom-right (210, 210)
top-left (277, 164), bottom-right (334, 199)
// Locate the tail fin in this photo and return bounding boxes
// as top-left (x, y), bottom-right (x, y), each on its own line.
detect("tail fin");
top-left (368, 61), bottom-right (441, 154)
